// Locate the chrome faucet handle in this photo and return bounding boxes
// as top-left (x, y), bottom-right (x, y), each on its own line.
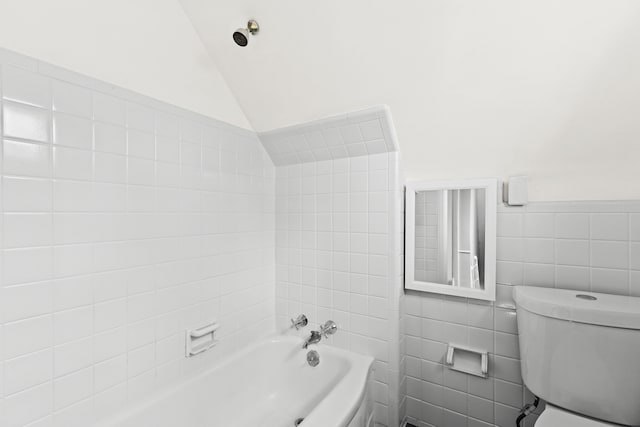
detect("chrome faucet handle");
top-left (320, 320), bottom-right (337, 338)
top-left (290, 314), bottom-right (308, 330)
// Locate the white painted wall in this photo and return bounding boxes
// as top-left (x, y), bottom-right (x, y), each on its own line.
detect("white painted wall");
top-left (180, 0), bottom-right (640, 201)
top-left (0, 0), bottom-right (251, 129)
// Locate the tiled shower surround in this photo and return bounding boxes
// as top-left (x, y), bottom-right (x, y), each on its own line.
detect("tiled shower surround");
top-left (402, 201), bottom-right (640, 427)
top-left (275, 154), bottom-right (404, 426)
top-left (0, 50), bottom-right (275, 426)
top-left (270, 109), bottom-right (405, 427)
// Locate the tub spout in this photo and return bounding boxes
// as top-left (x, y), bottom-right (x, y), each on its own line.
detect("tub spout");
top-left (302, 321), bottom-right (338, 349)
top-left (302, 330), bottom-right (322, 349)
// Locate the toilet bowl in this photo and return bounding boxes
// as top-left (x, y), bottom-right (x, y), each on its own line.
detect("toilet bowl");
top-left (513, 286), bottom-right (640, 427)
top-left (536, 405), bottom-right (618, 427)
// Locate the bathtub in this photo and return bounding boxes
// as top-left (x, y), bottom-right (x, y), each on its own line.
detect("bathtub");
top-left (98, 335), bottom-right (374, 427)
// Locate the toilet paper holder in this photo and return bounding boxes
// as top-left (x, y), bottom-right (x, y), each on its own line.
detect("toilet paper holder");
top-left (445, 343), bottom-right (489, 378)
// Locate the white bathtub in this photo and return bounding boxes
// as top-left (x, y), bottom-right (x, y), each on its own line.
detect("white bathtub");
top-left (98, 336), bottom-right (374, 427)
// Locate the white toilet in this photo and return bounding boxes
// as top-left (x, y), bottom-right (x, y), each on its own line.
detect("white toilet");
top-left (513, 286), bottom-right (640, 426)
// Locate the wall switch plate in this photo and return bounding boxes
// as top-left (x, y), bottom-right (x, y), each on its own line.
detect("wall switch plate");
top-left (504, 176), bottom-right (528, 206)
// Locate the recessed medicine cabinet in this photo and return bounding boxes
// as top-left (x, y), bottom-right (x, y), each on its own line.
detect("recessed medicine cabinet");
top-left (405, 178), bottom-right (498, 301)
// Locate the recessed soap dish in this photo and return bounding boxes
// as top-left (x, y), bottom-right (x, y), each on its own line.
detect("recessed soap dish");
top-left (185, 321), bottom-right (219, 357)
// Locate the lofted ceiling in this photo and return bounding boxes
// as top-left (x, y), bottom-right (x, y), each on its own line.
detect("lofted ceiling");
top-left (180, 0), bottom-right (640, 200)
top-left (0, 0), bottom-right (251, 129)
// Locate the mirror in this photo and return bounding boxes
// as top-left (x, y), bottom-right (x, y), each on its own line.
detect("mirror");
top-left (405, 179), bottom-right (497, 301)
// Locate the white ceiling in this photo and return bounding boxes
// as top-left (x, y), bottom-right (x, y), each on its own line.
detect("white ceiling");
top-left (0, 0), bottom-right (251, 129)
top-left (180, 0), bottom-right (640, 200)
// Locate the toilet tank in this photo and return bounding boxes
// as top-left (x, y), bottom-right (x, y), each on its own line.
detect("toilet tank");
top-left (513, 286), bottom-right (640, 426)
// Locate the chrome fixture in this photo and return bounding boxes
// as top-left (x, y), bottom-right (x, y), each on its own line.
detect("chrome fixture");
top-left (302, 330), bottom-right (321, 349)
top-left (233, 20), bottom-right (259, 47)
top-left (290, 314), bottom-right (308, 330)
top-left (302, 320), bottom-right (338, 349)
top-left (320, 320), bottom-right (337, 337)
top-left (306, 350), bottom-right (320, 367)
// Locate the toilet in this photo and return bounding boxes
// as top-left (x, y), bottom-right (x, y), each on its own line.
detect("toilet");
top-left (535, 405), bottom-right (618, 426)
top-left (513, 286), bottom-right (640, 426)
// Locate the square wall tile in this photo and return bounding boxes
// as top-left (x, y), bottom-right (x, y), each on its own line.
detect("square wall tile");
top-left (555, 266), bottom-right (590, 291)
top-left (555, 213), bottom-right (589, 239)
top-left (630, 214), bottom-right (640, 242)
top-left (523, 263), bottom-right (554, 287)
top-left (590, 241), bottom-right (628, 269)
top-left (3, 102), bottom-right (50, 142)
top-left (3, 382), bottom-right (53, 426)
top-left (2, 282), bottom-right (52, 323)
top-left (496, 261), bottom-right (523, 286)
top-left (126, 102), bottom-right (154, 132)
top-left (591, 213), bottom-right (628, 241)
top-left (630, 243), bottom-right (640, 270)
top-left (3, 247), bottom-right (53, 286)
top-left (591, 268), bottom-right (629, 295)
top-left (630, 271), bottom-right (640, 297)
top-left (3, 349), bottom-right (53, 396)
top-left (3, 315), bottom-right (53, 360)
top-left (494, 379), bottom-right (522, 409)
top-left (54, 367), bottom-right (93, 410)
top-left (93, 92), bottom-right (125, 125)
top-left (52, 80), bottom-right (92, 118)
top-left (53, 146), bottom-right (93, 180)
top-left (94, 122), bottom-right (126, 155)
top-left (497, 213), bottom-right (523, 238)
top-left (3, 139), bottom-right (51, 178)
top-left (496, 238), bottom-right (523, 262)
top-left (2, 65), bottom-right (51, 108)
top-left (524, 239), bottom-right (554, 264)
top-left (524, 213), bottom-right (554, 238)
top-left (359, 120), bottom-right (384, 141)
top-left (2, 177), bottom-right (52, 212)
top-left (3, 213), bottom-right (52, 249)
top-left (555, 240), bottom-right (589, 267)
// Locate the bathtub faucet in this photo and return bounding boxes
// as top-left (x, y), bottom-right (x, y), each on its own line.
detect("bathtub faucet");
top-left (302, 320), bottom-right (338, 349)
top-left (290, 314), bottom-right (308, 330)
top-left (303, 330), bottom-right (322, 349)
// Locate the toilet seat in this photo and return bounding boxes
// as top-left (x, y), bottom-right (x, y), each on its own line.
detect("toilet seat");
top-left (536, 405), bottom-right (618, 427)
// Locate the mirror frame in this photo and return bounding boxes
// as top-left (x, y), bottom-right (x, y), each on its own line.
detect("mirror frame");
top-left (405, 178), bottom-right (498, 301)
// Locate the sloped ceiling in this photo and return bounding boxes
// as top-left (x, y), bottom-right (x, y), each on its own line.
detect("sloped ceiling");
top-left (0, 0), bottom-right (251, 129)
top-left (180, 0), bottom-right (640, 200)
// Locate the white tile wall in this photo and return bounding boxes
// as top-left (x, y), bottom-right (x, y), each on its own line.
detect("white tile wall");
top-left (0, 49), bottom-right (275, 426)
top-left (271, 107), bottom-right (405, 426)
top-left (259, 106), bottom-right (399, 166)
top-left (275, 152), bottom-right (404, 427)
top-left (402, 200), bottom-right (640, 427)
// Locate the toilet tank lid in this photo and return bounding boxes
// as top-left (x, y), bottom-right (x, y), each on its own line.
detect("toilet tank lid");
top-left (513, 286), bottom-right (640, 330)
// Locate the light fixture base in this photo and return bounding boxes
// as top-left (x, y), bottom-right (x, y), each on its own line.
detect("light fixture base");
top-left (247, 20), bottom-right (259, 35)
